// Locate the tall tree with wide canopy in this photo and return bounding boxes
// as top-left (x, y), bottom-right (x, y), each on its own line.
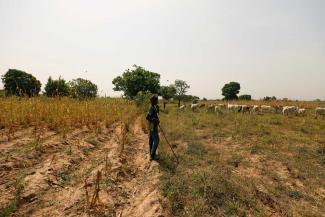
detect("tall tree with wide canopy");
top-left (222, 82), bottom-right (241, 100)
top-left (112, 65), bottom-right (160, 99)
top-left (174, 80), bottom-right (190, 107)
top-left (1, 69), bottom-right (41, 97)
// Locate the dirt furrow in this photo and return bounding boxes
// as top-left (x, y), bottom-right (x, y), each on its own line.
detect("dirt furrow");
top-left (117, 118), bottom-right (165, 217)
top-left (15, 125), bottom-right (118, 216)
top-left (0, 126), bottom-right (101, 210)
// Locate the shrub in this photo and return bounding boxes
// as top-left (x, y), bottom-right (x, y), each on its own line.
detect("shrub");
top-left (68, 78), bottom-right (98, 99)
top-left (44, 76), bottom-right (70, 97)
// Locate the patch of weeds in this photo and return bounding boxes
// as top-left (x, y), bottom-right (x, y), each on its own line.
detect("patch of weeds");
top-left (288, 191), bottom-right (304, 200)
top-left (159, 151), bottom-right (178, 173)
top-left (227, 154), bottom-right (243, 168)
top-left (320, 156), bottom-right (325, 165)
top-left (86, 138), bottom-right (99, 147)
top-left (0, 174), bottom-right (26, 217)
top-left (269, 118), bottom-right (282, 125)
top-left (161, 175), bottom-right (187, 215)
top-left (257, 124), bottom-right (271, 136)
top-left (250, 144), bottom-right (262, 154)
top-left (317, 145), bottom-right (325, 155)
top-left (101, 178), bottom-right (115, 187)
top-left (120, 191), bottom-right (129, 198)
top-left (300, 127), bottom-right (310, 134)
top-left (0, 200), bottom-right (17, 217)
top-left (296, 146), bottom-right (311, 160)
top-left (59, 172), bottom-right (73, 185)
top-left (186, 141), bottom-right (207, 156)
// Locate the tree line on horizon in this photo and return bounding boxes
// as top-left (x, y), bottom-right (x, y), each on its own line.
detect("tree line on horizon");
top-left (1, 66), bottom-right (295, 103)
top-left (1, 69), bottom-right (98, 99)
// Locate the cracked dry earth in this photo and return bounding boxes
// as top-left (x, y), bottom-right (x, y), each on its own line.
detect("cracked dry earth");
top-left (0, 118), bottom-right (165, 217)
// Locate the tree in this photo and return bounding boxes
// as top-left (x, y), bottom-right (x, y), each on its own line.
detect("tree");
top-left (1, 69), bottom-right (41, 97)
top-left (44, 76), bottom-right (70, 97)
top-left (221, 82), bottom-right (240, 100)
top-left (238, 94), bottom-right (252, 100)
top-left (182, 95), bottom-right (200, 103)
top-left (174, 80), bottom-right (190, 107)
top-left (112, 65), bottom-right (160, 99)
top-left (264, 96), bottom-right (277, 101)
top-left (69, 78), bottom-right (98, 99)
top-left (159, 85), bottom-right (176, 109)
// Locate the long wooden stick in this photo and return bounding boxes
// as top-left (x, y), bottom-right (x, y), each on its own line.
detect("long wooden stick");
top-left (159, 125), bottom-right (179, 165)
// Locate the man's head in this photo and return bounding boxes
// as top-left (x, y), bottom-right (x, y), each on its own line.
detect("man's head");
top-left (150, 95), bottom-right (158, 105)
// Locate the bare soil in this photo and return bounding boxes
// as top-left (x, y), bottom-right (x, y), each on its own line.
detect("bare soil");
top-left (0, 118), bottom-right (165, 217)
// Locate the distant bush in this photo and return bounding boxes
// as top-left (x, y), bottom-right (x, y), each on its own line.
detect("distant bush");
top-left (264, 96), bottom-right (277, 101)
top-left (182, 94), bottom-right (200, 102)
top-left (68, 78), bottom-right (98, 99)
top-left (238, 94), bottom-right (252, 100)
top-left (44, 76), bottom-right (70, 97)
top-left (1, 69), bottom-right (41, 97)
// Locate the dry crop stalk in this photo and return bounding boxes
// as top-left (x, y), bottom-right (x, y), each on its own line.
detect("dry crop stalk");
top-left (84, 178), bottom-right (89, 208)
top-left (118, 123), bottom-right (127, 157)
top-left (104, 155), bottom-right (109, 177)
top-left (90, 171), bottom-right (102, 209)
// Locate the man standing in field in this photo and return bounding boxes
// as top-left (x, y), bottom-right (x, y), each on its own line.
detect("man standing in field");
top-left (146, 95), bottom-right (160, 161)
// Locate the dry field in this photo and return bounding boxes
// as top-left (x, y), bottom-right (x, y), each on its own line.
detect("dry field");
top-left (1, 98), bottom-right (325, 217)
top-left (0, 97), bottom-right (164, 217)
top-left (158, 101), bottom-right (325, 216)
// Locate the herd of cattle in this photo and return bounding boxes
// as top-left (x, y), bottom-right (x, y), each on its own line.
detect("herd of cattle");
top-left (178, 103), bottom-right (325, 118)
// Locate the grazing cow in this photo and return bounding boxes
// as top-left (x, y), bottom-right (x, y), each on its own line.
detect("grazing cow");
top-left (282, 106), bottom-right (299, 116)
top-left (179, 105), bottom-right (186, 111)
top-left (274, 106), bottom-right (284, 114)
top-left (191, 104), bottom-right (199, 111)
top-left (241, 105), bottom-right (251, 113)
top-left (260, 105), bottom-right (276, 114)
top-left (218, 104), bottom-right (227, 109)
top-left (250, 105), bottom-right (261, 114)
top-left (228, 104), bottom-right (241, 112)
top-left (207, 104), bottom-right (215, 112)
top-left (298, 108), bottom-right (306, 116)
top-left (214, 105), bottom-right (223, 114)
top-left (315, 107), bottom-right (325, 119)
top-left (199, 103), bottom-right (206, 108)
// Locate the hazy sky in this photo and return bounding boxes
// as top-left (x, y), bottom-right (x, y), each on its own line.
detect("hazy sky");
top-left (1, 0), bottom-right (324, 100)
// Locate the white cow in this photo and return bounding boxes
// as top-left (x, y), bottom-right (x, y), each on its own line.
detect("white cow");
top-left (228, 104), bottom-right (241, 112)
top-left (218, 104), bottom-right (227, 109)
top-left (282, 106), bottom-right (299, 116)
top-left (191, 104), bottom-right (199, 111)
top-left (315, 107), bottom-right (325, 119)
top-left (214, 105), bottom-right (223, 114)
top-left (250, 105), bottom-right (261, 114)
top-left (260, 105), bottom-right (276, 114)
top-left (298, 108), bottom-right (306, 116)
top-left (207, 104), bottom-right (215, 112)
top-left (179, 105), bottom-right (186, 111)
top-left (241, 105), bottom-right (251, 113)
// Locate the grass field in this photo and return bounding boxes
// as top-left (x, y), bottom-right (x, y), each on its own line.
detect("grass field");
top-left (158, 102), bottom-right (325, 216)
